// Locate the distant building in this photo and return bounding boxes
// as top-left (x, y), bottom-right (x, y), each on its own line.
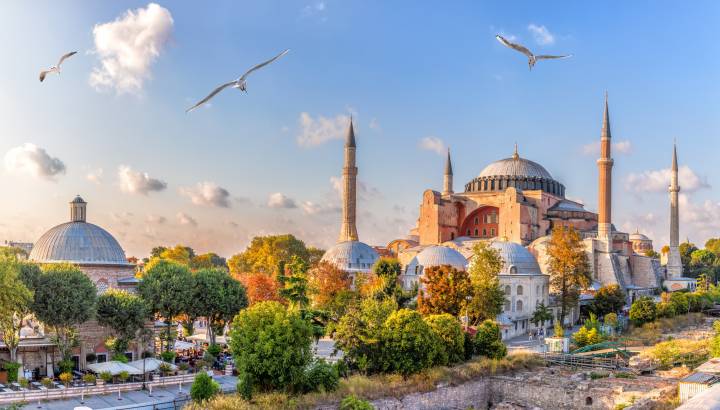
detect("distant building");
top-left (4, 241), bottom-right (33, 255)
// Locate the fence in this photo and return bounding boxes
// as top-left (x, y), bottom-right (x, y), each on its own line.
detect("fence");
top-left (111, 396), bottom-right (191, 410)
top-left (542, 352), bottom-right (631, 371)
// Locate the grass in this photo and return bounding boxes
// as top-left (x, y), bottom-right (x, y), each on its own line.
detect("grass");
top-left (183, 353), bottom-right (544, 410)
top-left (589, 371), bottom-right (609, 380)
top-left (614, 372), bottom-right (636, 379)
top-left (624, 313), bottom-right (706, 346)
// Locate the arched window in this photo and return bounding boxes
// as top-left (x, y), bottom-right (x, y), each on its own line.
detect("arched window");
top-left (516, 300), bottom-right (523, 312)
top-left (509, 266), bottom-right (517, 274)
top-left (536, 285), bottom-right (540, 295)
top-left (504, 300), bottom-right (510, 312)
top-left (450, 232), bottom-right (455, 240)
top-left (490, 228), bottom-right (495, 236)
top-left (474, 216), bottom-right (479, 224)
top-left (474, 229), bottom-right (479, 236)
top-left (516, 285), bottom-right (523, 295)
top-left (482, 228), bottom-right (487, 236)
top-left (466, 229), bottom-right (471, 236)
top-left (504, 285), bottom-right (511, 295)
top-left (585, 397), bottom-right (593, 406)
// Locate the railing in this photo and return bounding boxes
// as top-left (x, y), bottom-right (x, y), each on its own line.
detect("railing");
top-left (543, 352), bottom-right (631, 371)
top-left (111, 396), bottom-right (191, 410)
top-left (0, 373), bottom-right (197, 405)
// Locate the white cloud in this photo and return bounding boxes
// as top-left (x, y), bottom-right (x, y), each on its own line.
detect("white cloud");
top-left (86, 168), bottom-right (104, 184)
top-left (301, 201), bottom-right (340, 215)
top-left (581, 140), bottom-right (633, 156)
top-left (527, 24), bottom-right (555, 45)
top-left (176, 212), bottom-right (197, 226)
top-left (369, 118), bottom-right (380, 130)
top-left (89, 3), bottom-right (173, 94)
top-left (111, 212), bottom-right (134, 226)
top-left (296, 112), bottom-right (351, 147)
top-left (625, 165), bottom-right (710, 193)
top-left (418, 136), bottom-right (446, 155)
top-left (179, 182), bottom-right (231, 208)
top-left (498, 31), bottom-right (517, 42)
top-left (330, 176), bottom-right (382, 201)
top-left (146, 214), bottom-right (166, 224)
top-left (117, 165), bottom-right (167, 195)
top-left (267, 192), bottom-right (297, 209)
top-left (4, 143), bottom-right (66, 180)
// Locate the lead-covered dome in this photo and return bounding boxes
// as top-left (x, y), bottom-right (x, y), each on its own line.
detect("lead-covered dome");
top-left (321, 241), bottom-right (379, 273)
top-left (29, 196), bottom-right (129, 266)
top-left (478, 156), bottom-right (553, 180)
top-left (489, 241), bottom-right (541, 275)
top-left (405, 245), bottom-right (468, 276)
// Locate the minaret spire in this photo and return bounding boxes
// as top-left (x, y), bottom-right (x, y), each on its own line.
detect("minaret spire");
top-left (513, 143), bottom-right (519, 160)
top-left (338, 117), bottom-right (359, 242)
top-left (442, 148), bottom-right (454, 196)
top-left (597, 92), bottom-right (614, 242)
top-left (667, 142), bottom-right (683, 277)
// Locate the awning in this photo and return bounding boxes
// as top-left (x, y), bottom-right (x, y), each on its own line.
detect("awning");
top-left (174, 340), bottom-right (196, 350)
top-left (86, 361), bottom-right (143, 376)
top-left (185, 333), bottom-right (229, 345)
top-left (126, 358), bottom-right (177, 373)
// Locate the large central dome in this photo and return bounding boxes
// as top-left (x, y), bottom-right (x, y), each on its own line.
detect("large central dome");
top-left (478, 156), bottom-right (553, 180)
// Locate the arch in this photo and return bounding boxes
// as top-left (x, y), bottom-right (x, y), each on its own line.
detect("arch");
top-left (460, 206), bottom-right (499, 239)
top-left (504, 285), bottom-right (511, 295)
top-left (516, 300), bottom-right (523, 312)
top-left (585, 397), bottom-right (593, 406)
top-left (516, 285), bottom-right (523, 295)
top-left (509, 265), bottom-right (517, 274)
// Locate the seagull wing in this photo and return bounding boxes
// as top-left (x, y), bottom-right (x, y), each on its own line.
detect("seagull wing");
top-left (535, 54), bottom-right (573, 60)
top-left (238, 49), bottom-right (290, 81)
top-left (39, 70), bottom-right (50, 82)
top-left (495, 35), bottom-right (534, 58)
top-left (186, 81), bottom-right (237, 113)
top-left (57, 51), bottom-right (77, 67)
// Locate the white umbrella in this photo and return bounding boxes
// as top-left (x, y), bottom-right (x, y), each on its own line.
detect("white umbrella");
top-left (174, 340), bottom-right (196, 350)
top-left (86, 361), bottom-right (143, 376)
top-left (127, 358), bottom-right (177, 373)
top-left (186, 333), bottom-right (230, 345)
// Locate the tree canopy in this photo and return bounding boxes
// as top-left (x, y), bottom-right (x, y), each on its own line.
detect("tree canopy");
top-left (96, 289), bottom-right (149, 356)
top-left (466, 242), bottom-right (505, 325)
top-left (418, 265), bottom-right (471, 317)
top-left (547, 226), bottom-right (591, 324)
top-left (590, 284), bottom-right (626, 316)
top-left (0, 258), bottom-right (33, 362)
top-left (190, 268), bottom-right (248, 344)
top-left (228, 234), bottom-right (317, 275)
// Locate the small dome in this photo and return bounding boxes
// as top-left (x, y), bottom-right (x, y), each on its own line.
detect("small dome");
top-left (321, 241), bottom-right (379, 273)
top-left (629, 231), bottom-right (650, 241)
top-left (488, 241), bottom-right (541, 274)
top-left (478, 156), bottom-right (553, 180)
top-left (30, 222), bottom-right (129, 265)
top-left (405, 245), bottom-right (468, 276)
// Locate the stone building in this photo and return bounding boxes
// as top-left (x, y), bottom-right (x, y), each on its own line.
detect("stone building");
top-left (629, 230), bottom-right (654, 255)
top-left (0, 196), bottom-right (144, 377)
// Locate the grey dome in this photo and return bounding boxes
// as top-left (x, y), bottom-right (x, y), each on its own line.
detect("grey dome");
top-left (629, 231), bottom-right (651, 241)
top-left (321, 241), bottom-right (379, 273)
top-left (405, 245), bottom-right (468, 276)
top-left (30, 222), bottom-right (129, 265)
top-left (478, 156), bottom-right (553, 180)
top-left (488, 241), bottom-right (541, 275)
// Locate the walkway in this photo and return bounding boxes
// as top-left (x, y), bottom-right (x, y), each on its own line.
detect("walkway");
top-left (18, 376), bottom-right (237, 410)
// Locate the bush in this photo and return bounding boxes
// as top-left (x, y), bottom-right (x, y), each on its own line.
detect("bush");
top-left (58, 359), bottom-right (74, 374)
top-left (178, 362), bottom-right (190, 372)
top-left (629, 297), bottom-right (656, 326)
top-left (159, 362), bottom-right (173, 376)
top-left (604, 312), bottom-right (618, 328)
top-left (302, 359), bottom-right (339, 393)
top-left (656, 301), bottom-right (676, 318)
top-left (190, 372), bottom-right (220, 403)
top-left (206, 343), bottom-right (222, 358)
top-left (591, 284), bottom-right (626, 316)
top-left (111, 353), bottom-right (129, 363)
top-left (2, 362), bottom-right (21, 383)
top-left (59, 372), bottom-right (73, 386)
top-left (424, 314), bottom-right (465, 365)
top-left (229, 301), bottom-right (313, 399)
top-left (99, 371), bottom-right (113, 383)
top-left (340, 394), bottom-right (374, 410)
top-left (82, 373), bottom-right (97, 384)
top-left (669, 292), bottom-right (689, 314)
top-left (474, 320), bottom-right (507, 359)
top-left (573, 327), bottom-right (604, 348)
top-left (160, 351), bottom-right (176, 363)
top-left (380, 309), bottom-right (440, 376)
top-left (554, 321), bottom-right (564, 338)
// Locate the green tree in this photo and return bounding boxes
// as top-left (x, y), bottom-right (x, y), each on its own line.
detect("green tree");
top-left (424, 314), bottom-right (465, 365)
top-left (656, 301), bottom-right (676, 318)
top-left (706, 239), bottom-right (720, 258)
top-left (466, 242), bottom-right (505, 325)
top-left (547, 226), bottom-right (591, 325)
top-left (96, 290), bottom-right (149, 358)
top-left (138, 260), bottom-right (193, 351)
top-left (591, 284), bottom-right (626, 316)
top-left (229, 301), bottom-right (313, 399)
top-left (629, 296), bottom-right (656, 326)
top-left (228, 234), bottom-right (312, 275)
top-left (308, 261), bottom-right (355, 321)
top-left (30, 263), bottom-right (97, 364)
top-left (644, 249), bottom-right (660, 259)
top-left (669, 292), bottom-right (690, 314)
top-left (0, 259), bottom-right (33, 362)
top-left (473, 320), bottom-right (507, 359)
top-left (680, 242), bottom-right (698, 270)
top-left (530, 301), bottom-right (553, 329)
top-left (417, 265), bottom-right (472, 317)
top-left (190, 253), bottom-right (227, 270)
top-left (190, 372), bottom-right (220, 403)
top-left (380, 309), bottom-right (439, 376)
top-left (278, 256), bottom-right (310, 310)
top-left (367, 258), bottom-right (406, 304)
top-left (0, 246), bottom-right (28, 259)
top-left (190, 268), bottom-right (248, 344)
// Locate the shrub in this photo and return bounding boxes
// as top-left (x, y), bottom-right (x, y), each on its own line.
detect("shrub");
top-left (656, 301), bottom-right (676, 318)
top-left (604, 312), bottom-right (618, 328)
top-left (117, 370), bottom-right (129, 383)
top-left (590, 371), bottom-right (609, 379)
top-left (474, 320), bottom-right (507, 359)
top-left (159, 362), bottom-right (173, 376)
top-left (206, 343), bottom-right (222, 358)
top-left (2, 362), bottom-right (21, 383)
top-left (178, 362), bottom-right (190, 372)
top-left (41, 377), bottom-right (53, 389)
top-left (573, 327), bottom-right (604, 348)
top-left (645, 339), bottom-right (709, 369)
top-left (554, 321), bottom-right (564, 338)
top-left (629, 297), bottom-right (656, 326)
top-left (302, 359), bottom-right (339, 393)
top-left (380, 309), bottom-right (440, 376)
top-left (59, 372), bottom-right (73, 386)
top-left (340, 394), bottom-right (374, 410)
top-left (229, 301), bottom-right (313, 399)
top-left (82, 373), bottom-right (97, 385)
top-left (160, 351), bottom-right (176, 363)
top-left (111, 353), bottom-right (129, 363)
top-left (669, 292), bottom-right (689, 314)
top-left (99, 371), bottom-right (113, 383)
top-left (190, 372), bottom-right (220, 403)
top-left (424, 314), bottom-right (465, 365)
top-left (58, 359), bottom-right (74, 374)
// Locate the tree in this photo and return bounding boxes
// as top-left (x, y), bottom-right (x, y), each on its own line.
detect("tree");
top-left (0, 259), bottom-right (33, 363)
top-left (138, 260), bottom-right (193, 351)
top-left (629, 296), bottom-right (656, 326)
top-left (644, 249), bottom-right (660, 259)
top-left (190, 268), bottom-right (248, 344)
top-left (190, 372), bottom-right (220, 403)
top-left (466, 243), bottom-right (505, 325)
top-left (380, 309), bottom-right (439, 376)
top-left (307, 247), bottom-right (326, 268)
top-left (308, 261), bottom-right (354, 319)
top-left (364, 258), bottom-right (406, 304)
top-left (546, 226), bottom-right (591, 325)
top-left (228, 234), bottom-right (312, 275)
top-left (690, 249), bottom-right (718, 279)
top-left (591, 284), bottom-right (626, 316)
top-left (190, 253), bottom-right (227, 270)
top-left (229, 301), bottom-right (313, 399)
top-left (707, 239), bottom-right (720, 258)
top-left (159, 245), bottom-right (196, 265)
top-left (424, 314), bottom-right (465, 365)
top-left (417, 265), bottom-right (472, 317)
top-left (30, 264), bottom-right (97, 364)
top-left (238, 273), bottom-right (283, 305)
top-left (0, 246), bottom-right (28, 259)
top-left (473, 320), bottom-right (507, 359)
top-left (530, 301), bottom-right (553, 329)
top-left (96, 290), bottom-right (149, 358)
top-left (669, 292), bottom-right (689, 314)
top-left (278, 256), bottom-right (310, 310)
top-left (680, 242), bottom-right (698, 269)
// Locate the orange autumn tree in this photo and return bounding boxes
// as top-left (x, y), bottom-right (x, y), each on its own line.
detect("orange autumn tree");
top-left (238, 273), bottom-right (283, 306)
top-left (308, 261), bottom-right (354, 319)
top-left (417, 265), bottom-right (472, 317)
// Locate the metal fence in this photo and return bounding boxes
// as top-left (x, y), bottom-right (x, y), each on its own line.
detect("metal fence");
top-left (112, 396), bottom-right (191, 410)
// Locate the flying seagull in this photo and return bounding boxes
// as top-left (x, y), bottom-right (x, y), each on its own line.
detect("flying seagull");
top-left (495, 35), bottom-right (571, 70)
top-left (186, 49), bottom-right (290, 113)
top-left (39, 51), bottom-right (77, 82)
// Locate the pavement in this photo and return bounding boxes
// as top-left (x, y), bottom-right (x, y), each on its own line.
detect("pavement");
top-left (17, 376), bottom-right (237, 410)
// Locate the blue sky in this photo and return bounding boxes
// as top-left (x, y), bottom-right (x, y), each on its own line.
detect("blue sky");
top-left (1, 1), bottom-right (718, 258)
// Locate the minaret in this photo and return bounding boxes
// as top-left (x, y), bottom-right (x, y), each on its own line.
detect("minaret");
top-left (597, 93), bottom-right (614, 241)
top-left (442, 148), bottom-right (453, 196)
top-left (338, 117), bottom-right (359, 242)
top-left (70, 195), bottom-right (87, 222)
top-left (667, 143), bottom-right (683, 277)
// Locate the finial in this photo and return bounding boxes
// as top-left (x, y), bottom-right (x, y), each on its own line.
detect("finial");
top-left (345, 115), bottom-right (356, 148)
top-left (512, 143), bottom-right (519, 160)
top-left (444, 147), bottom-right (453, 175)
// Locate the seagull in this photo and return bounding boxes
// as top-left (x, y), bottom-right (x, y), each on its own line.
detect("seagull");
top-left (186, 49), bottom-right (290, 113)
top-left (39, 51), bottom-right (77, 82)
top-left (495, 35), bottom-right (572, 70)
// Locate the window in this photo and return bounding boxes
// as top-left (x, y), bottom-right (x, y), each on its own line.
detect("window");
top-left (509, 266), bottom-right (517, 274)
top-left (474, 217), bottom-right (479, 224)
top-left (96, 353), bottom-right (108, 363)
top-left (466, 229), bottom-right (471, 236)
top-left (585, 397), bottom-right (593, 406)
top-left (504, 285), bottom-right (511, 295)
top-left (516, 285), bottom-right (523, 295)
top-left (504, 300), bottom-right (510, 311)
top-left (482, 228), bottom-right (487, 236)
top-left (516, 300), bottom-right (523, 312)
top-left (414, 266), bottom-right (419, 275)
top-left (536, 285), bottom-right (540, 295)
top-left (490, 228), bottom-right (495, 236)
top-left (474, 229), bottom-right (479, 236)
top-left (450, 232), bottom-right (455, 240)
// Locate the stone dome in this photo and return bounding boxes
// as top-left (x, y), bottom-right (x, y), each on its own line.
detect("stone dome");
top-left (29, 196), bottom-right (129, 266)
top-left (321, 241), bottom-right (379, 273)
top-left (629, 231), bottom-right (651, 241)
top-left (488, 241), bottom-right (541, 275)
top-left (478, 155), bottom-right (553, 180)
top-left (405, 245), bottom-right (468, 276)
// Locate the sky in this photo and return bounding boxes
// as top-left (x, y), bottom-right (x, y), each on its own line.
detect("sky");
top-left (0, 1), bottom-right (719, 259)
